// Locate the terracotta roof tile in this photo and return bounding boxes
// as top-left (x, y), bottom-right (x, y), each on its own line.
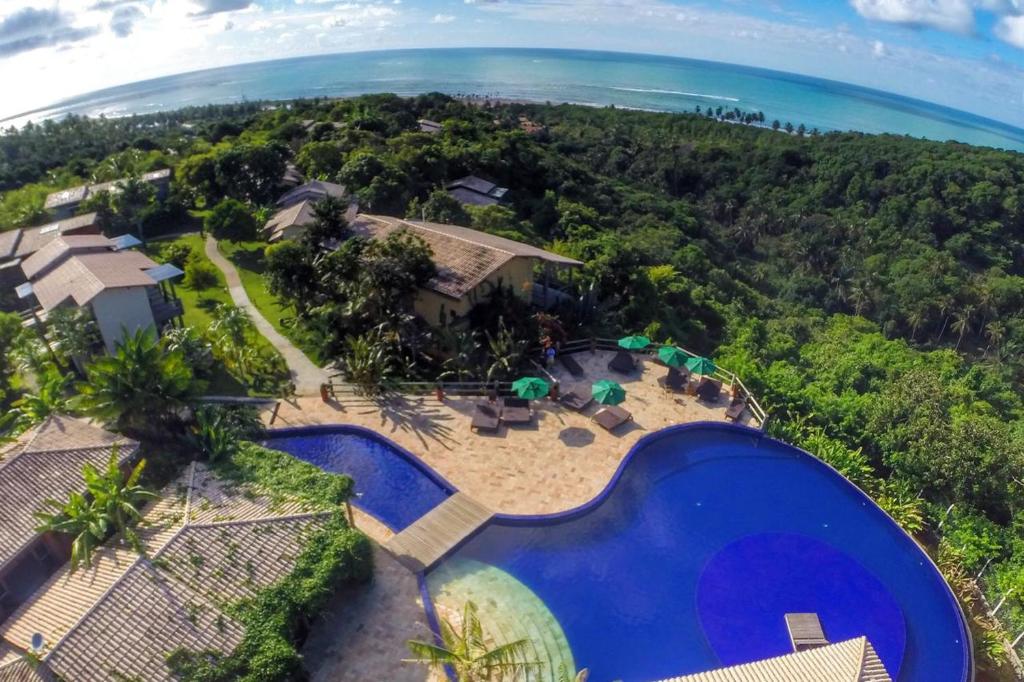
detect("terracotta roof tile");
top-left (659, 637), bottom-right (891, 682)
top-left (350, 214), bottom-right (581, 300)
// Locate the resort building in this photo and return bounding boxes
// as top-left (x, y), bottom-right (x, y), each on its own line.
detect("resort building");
top-left (264, 180), bottom-right (353, 242)
top-left (0, 213), bottom-right (101, 311)
top-left (0, 417), bottom-right (137, 627)
top-left (348, 214), bottom-right (582, 324)
top-left (418, 119), bottom-right (443, 133)
top-left (16, 235), bottom-right (184, 353)
top-left (43, 169), bottom-right (171, 219)
top-left (0, 461), bottom-right (329, 681)
top-left (445, 175), bottom-right (509, 206)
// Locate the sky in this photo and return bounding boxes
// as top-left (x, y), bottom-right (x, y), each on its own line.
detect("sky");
top-left (2, 0), bottom-right (1024, 126)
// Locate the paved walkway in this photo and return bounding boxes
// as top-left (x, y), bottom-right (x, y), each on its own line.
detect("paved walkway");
top-left (204, 235), bottom-right (328, 396)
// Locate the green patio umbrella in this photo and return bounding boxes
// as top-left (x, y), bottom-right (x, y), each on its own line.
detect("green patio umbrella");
top-left (685, 356), bottom-right (717, 376)
top-left (512, 376), bottom-right (550, 400)
top-left (592, 379), bottom-right (626, 405)
top-left (618, 335), bottom-right (651, 351)
top-left (657, 346), bottom-right (689, 368)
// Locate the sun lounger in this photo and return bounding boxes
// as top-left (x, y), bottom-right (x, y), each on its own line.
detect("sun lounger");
top-left (559, 353), bottom-right (585, 378)
top-left (785, 613), bottom-right (829, 651)
top-left (696, 377), bottom-right (723, 403)
top-left (470, 403), bottom-right (500, 432)
top-left (559, 390), bottom-right (593, 412)
top-left (592, 405), bottom-right (632, 432)
top-left (607, 350), bottom-right (637, 374)
top-left (658, 367), bottom-right (689, 392)
top-left (725, 397), bottom-right (746, 421)
top-left (499, 397), bottom-right (532, 424)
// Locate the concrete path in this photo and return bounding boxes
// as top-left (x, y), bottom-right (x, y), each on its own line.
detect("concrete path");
top-left (204, 235), bottom-right (328, 396)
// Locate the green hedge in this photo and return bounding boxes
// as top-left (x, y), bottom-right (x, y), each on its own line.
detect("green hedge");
top-left (166, 512), bottom-right (373, 681)
top-left (212, 441), bottom-right (354, 509)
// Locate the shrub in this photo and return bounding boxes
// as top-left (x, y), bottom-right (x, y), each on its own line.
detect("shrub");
top-left (184, 260), bottom-right (219, 290)
top-left (160, 242), bottom-right (194, 269)
top-left (205, 198), bottom-right (259, 241)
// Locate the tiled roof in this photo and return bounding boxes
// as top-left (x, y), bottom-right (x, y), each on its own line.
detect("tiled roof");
top-left (447, 175), bottom-right (499, 195)
top-left (0, 417), bottom-right (136, 573)
top-left (275, 180), bottom-right (348, 208)
top-left (2, 462), bottom-right (327, 681)
top-left (29, 250), bottom-right (159, 311)
top-left (264, 200), bottom-right (317, 241)
top-left (20, 235), bottom-right (113, 281)
top-left (659, 637), bottom-right (891, 682)
top-left (0, 231), bottom-right (20, 262)
top-left (44, 171), bottom-right (170, 210)
top-left (349, 214), bottom-right (581, 300)
top-left (12, 214), bottom-right (100, 261)
top-left (448, 186), bottom-right (502, 206)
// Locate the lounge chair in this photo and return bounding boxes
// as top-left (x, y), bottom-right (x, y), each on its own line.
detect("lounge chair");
top-left (559, 353), bottom-right (585, 378)
top-left (470, 403), bottom-right (500, 432)
top-left (607, 350), bottom-right (637, 374)
top-left (725, 397), bottom-right (746, 421)
top-left (499, 397), bottom-right (532, 424)
top-left (559, 390), bottom-right (593, 412)
top-left (695, 377), bottom-right (723, 403)
top-left (592, 405), bottom-right (633, 432)
top-left (658, 367), bottom-right (690, 392)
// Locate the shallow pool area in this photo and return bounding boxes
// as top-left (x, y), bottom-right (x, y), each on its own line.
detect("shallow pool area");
top-left (428, 424), bottom-right (970, 682)
top-left (262, 425), bottom-right (454, 531)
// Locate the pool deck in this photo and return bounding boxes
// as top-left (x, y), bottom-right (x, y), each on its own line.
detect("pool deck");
top-left (264, 350), bottom-right (755, 517)
top-left (276, 350), bottom-right (757, 682)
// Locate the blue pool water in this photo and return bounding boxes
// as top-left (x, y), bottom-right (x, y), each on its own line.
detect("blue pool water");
top-left (262, 425), bottom-right (453, 531)
top-left (432, 424), bottom-right (970, 682)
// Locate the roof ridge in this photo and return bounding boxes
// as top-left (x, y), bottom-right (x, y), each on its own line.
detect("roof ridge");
top-left (187, 509), bottom-right (332, 530)
top-left (397, 217), bottom-right (518, 258)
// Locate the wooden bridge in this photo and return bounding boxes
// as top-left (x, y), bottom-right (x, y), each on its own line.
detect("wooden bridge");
top-left (384, 493), bottom-right (493, 572)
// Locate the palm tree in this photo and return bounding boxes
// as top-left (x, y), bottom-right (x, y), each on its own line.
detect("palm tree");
top-left (405, 601), bottom-right (539, 681)
top-left (984, 321), bottom-right (1006, 359)
top-left (72, 328), bottom-right (200, 436)
top-left (188, 405), bottom-right (239, 463)
top-left (558, 665), bottom-right (590, 682)
top-left (35, 492), bottom-right (108, 572)
top-left (485, 318), bottom-right (528, 383)
top-left (82, 449), bottom-right (155, 551)
top-left (952, 306), bottom-right (975, 352)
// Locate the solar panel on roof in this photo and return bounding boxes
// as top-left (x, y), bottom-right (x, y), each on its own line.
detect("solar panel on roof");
top-left (15, 282), bottom-right (33, 299)
top-left (110, 234), bottom-right (143, 251)
top-left (39, 224), bottom-right (60, 235)
top-left (144, 263), bottom-right (185, 282)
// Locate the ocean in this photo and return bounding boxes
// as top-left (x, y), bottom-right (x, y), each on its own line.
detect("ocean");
top-left (7, 47), bottom-right (1024, 152)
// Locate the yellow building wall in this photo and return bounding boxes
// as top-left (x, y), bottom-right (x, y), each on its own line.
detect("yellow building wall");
top-left (413, 257), bottom-right (536, 326)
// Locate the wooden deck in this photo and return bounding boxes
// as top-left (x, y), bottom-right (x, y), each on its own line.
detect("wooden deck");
top-left (384, 493), bottom-right (493, 572)
top-left (785, 612), bottom-right (829, 651)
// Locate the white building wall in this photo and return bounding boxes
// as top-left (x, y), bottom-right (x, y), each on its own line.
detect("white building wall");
top-left (89, 287), bottom-right (157, 353)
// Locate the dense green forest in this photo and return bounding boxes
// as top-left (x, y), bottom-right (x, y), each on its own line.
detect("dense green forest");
top-left (3, 93), bottom-right (1024, 675)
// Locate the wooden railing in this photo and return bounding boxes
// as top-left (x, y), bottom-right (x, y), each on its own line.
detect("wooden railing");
top-left (325, 337), bottom-right (769, 428)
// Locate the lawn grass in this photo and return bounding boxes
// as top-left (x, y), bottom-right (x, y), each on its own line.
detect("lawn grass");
top-left (217, 239), bottom-right (327, 366)
top-left (145, 233), bottom-right (280, 396)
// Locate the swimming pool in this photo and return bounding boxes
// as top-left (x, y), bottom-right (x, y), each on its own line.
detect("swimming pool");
top-left (428, 423), bottom-right (970, 682)
top-left (262, 425), bottom-right (455, 531)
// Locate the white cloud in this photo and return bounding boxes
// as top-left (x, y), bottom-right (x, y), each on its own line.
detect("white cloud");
top-left (849, 0), bottom-right (975, 33)
top-left (873, 39), bottom-right (888, 56)
top-left (995, 14), bottom-right (1024, 46)
top-left (431, 13), bottom-right (456, 23)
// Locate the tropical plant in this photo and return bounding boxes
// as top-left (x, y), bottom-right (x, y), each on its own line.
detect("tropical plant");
top-left (34, 491), bottom-right (108, 572)
top-left (188, 405), bottom-right (242, 463)
top-left (72, 328), bottom-right (201, 435)
top-left (557, 665), bottom-right (590, 682)
top-left (83, 450), bottom-right (156, 550)
top-left (485, 318), bottom-right (528, 383)
top-left (405, 601), bottom-right (539, 682)
top-left (35, 447), bottom-right (155, 570)
top-left (341, 332), bottom-right (395, 395)
top-left (162, 327), bottom-right (215, 377)
top-left (46, 307), bottom-right (102, 365)
top-left (0, 364), bottom-right (71, 434)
